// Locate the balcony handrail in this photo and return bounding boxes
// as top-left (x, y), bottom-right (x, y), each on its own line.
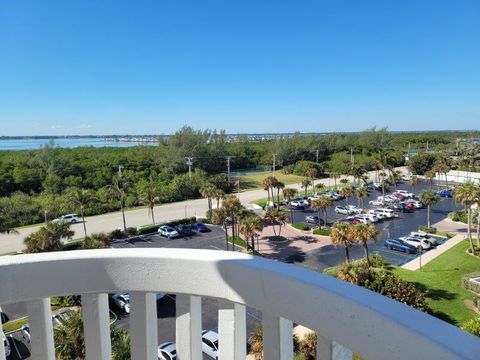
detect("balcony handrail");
top-left (0, 248), bottom-right (479, 359)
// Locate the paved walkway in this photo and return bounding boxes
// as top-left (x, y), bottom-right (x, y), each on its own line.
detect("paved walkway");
top-left (401, 217), bottom-right (469, 271)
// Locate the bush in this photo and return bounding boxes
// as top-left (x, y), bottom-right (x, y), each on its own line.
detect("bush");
top-left (463, 274), bottom-right (480, 295)
top-left (313, 227), bottom-right (331, 236)
top-left (419, 225), bottom-right (437, 234)
top-left (126, 227), bottom-right (138, 236)
top-left (292, 223), bottom-right (310, 231)
top-left (137, 224), bottom-right (160, 235)
top-left (109, 229), bottom-right (127, 240)
top-left (449, 210), bottom-right (468, 223)
top-left (461, 317), bottom-right (480, 337)
top-left (62, 240), bottom-right (83, 251)
top-left (137, 217), bottom-right (198, 235)
top-left (369, 253), bottom-right (386, 268)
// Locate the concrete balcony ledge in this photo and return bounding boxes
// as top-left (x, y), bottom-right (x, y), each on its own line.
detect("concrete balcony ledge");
top-left (1, 248), bottom-right (479, 360)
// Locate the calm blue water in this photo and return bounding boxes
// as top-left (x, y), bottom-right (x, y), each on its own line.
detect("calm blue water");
top-left (0, 138), bottom-right (157, 150)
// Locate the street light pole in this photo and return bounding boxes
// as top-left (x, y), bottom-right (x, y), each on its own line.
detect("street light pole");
top-left (315, 149), bottom-right (319, 164)
top-left (226, 156), bottom-right (234, 181)
top-left (185, 157), bottom-right (193, 181)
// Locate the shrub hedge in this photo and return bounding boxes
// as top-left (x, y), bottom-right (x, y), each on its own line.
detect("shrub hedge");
top-left (292, 223), bottom-right (310, 231)
top-left (137, 217), bottom-right (197, 235)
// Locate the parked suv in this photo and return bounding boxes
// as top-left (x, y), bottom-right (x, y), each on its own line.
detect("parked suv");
top-left (384, 238), bottom-right (417, 254)
top-left (334, 205), bottom-right (354, 215)
top-left (158, 225), bottom-right (180, 238)
top-left (53, 214), bottom-right (81, 224)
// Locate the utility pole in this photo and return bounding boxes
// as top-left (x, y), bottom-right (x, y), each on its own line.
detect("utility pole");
top-left (315, 149), bottom-right (319, 164)
top-left (426, 141), bottom-right (429, 152)
top-left (118, 165), bottom-right (124, 178)
top-left (272, 153), bottom-right (277, 177)
top-left (226, 156), bottom-right (234, 181)
top-left (185, 157), bottom-right (193, 181)
top-left (350, 147), bottom-right (354, 166)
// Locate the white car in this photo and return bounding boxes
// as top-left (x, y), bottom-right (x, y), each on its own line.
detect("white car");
top-left (335, 206), bottom-right (354, 215)
top-left (158, 225), bottom-right (180, 238)
top-left (347, 205), bottom-right (363, 214)
top-left (290, 198), bottom-right (308, 207)
top-left (53, 214), bottom-right (82, 224)
top-left (201, 330), bottom-right (219, 358)
top-left (112, 293), bottom-right (130, 314)
top-left (377, 195), bottom-right (396, 204)
top-left (371, 208), bottom-right (395, 219)
top-left (353, 215), bottom-right (371, 224)
top-left (20, 324), bottom-right (31, 344)
top-left (409, 232), bottom-right (439, 245)
top-left (400, 236), bottom-right (432, 250)
top-left (368, 209), bottom-right (385, 219)
top-left (363, 213), bottom-right (380, 223)
top-left (158, 342), bottom-right (177, 360)
top-left (395, 190), bottom-right (415, 198)
top-left (3, 335), bottom-right (10, 357)
top-left (369, 199), bottom-right (383, 206)
top-left (52, 309), bottom-right (75, 327)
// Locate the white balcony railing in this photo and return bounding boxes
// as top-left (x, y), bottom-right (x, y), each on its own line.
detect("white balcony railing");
top-left (0, 248), bottom-right (479, 360)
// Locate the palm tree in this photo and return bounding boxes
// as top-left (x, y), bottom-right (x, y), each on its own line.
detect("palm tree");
top-left (199, 183), bottom-right (216, 211)
top-left (301, 178), bottom-right (312, 195)
top-left (306, 168), bottom-right (318, 189)
top-left (239, 212), bottom-right (263, 252)
top-left (331, 223), bottom-right (353, 262)
top-left (351, 223), bottom-right (378, 264)
top-left (65, 187), bottom-right (97, 239)
top-left (24, 221), bottom-right (74, 253)
top-left (210, 207), bottom-right (230, 250)
top-left (454, 182), bottom-right (478, 255)
top-left (311, 196), bottom-right (333, 227)
top-left (106, 176), bottom-right (129, 233)
top-left (274, 181), bottom-right (285, 205)
top-left (409, 176), bottom-right (419, 194)
top-left (265, 208), bottom-right (288, 237)
top-left (248, 325), bottom-right (263, 360)
top-left (420, 190), bottom-right (440, 229)
top-left (373, 150), bottom-right (392, 201)
top-left (315, 183), bottom-right (325, 192)
top-left (330, 172), bottom-right (340, 188)
top-left (282, 188), bottom-right (298, 223)
top-left (222, 194), bottom-right (243, 241)
top-left (212, 187), bottom-right (225, 209)
top-left (425, 170), bottom-right (436, 188)
top-left (136, 176), bottom-right (161, 224)
top-left (299, 331), bottom-right (317, 359)
top-left (262, 176), bottom-right (276, 205)
top-left (388, 171), bottom-right (401, 189)
top-left (340, 186), bottom-right (354, 206)
top-left (434, 160), bottom-right (451, 187)
top-left (355, 187), bottom-right (369, 208)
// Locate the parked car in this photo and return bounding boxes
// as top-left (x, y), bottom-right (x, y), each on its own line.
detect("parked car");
top-left (158, 225), bottom-right (180, 238)
top-left (353, 215), bottom-right (371, 224)
top-left (3, 335), bottom-right (10, 358)
top-left (52, 309), bottom-right (75, 327)
top-left (291, 198), bottom-right (309, 207)
top-left (404, 199), bottom-right (424, 209)
top-left (409, 232), bottom-right (440, 245)
top-left (368, 199), bottom-right (383, 206)
top-left (400, 236), bottom-right (432, 250)
top-left (391, 203), bottom-right (413, 213)
top-left (363, 213), bottom-right (380, 223)
top-left (305, 215), bottom-right (323, 225)
top-left (395, 189), bottom-right (415, 198)
top-left (340, 217), bottom-right (361, 225)
top-left (368, 209), bottom-right (385, 220)
top-left (334, 205), bottom-right (354, 215)
top-left (372, 208), bottom-right (395, 219)
top-left (191, 222), bottom-right (210, 232)
top-left (158, 342), bottom-right (177, 360)
top-left (20, 324), bottom-right (31, 344)
top-left (52, 213), bottom-right (82, 224)
top-left (175, 224), bottom-right (195, 236)
top-left (201, 330), bottom-right (219, 359)
top-left (384, 238), bottom-right (417, 254)
top-left (437, 188), bottom-right (453, 198)
top-left (112, 292), bottom-right (130, 314)
top-left (347, 205), bottom-right (363, 214)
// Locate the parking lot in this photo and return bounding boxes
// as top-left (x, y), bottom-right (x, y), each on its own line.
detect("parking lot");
top-left (1, 180), bottom-right (461, 359)
top-left (287, 179), bottom-right (460, 271)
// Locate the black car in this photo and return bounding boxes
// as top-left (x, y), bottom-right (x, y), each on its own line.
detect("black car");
top-left (175, 224), bottom-right (195, 236)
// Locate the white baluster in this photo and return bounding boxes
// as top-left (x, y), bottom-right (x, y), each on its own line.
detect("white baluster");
top-left (317, 334), bottom-right (332, 360)
top-left (0, 321), bottom-right (6, 360)
top-left (332, 341), bottom-right (353, 360)
top-left (176, 295), bottom-right (202, 360)
top-left (130, 292), bottom-right (158, 360)
top-left (26, 298), bottom-right (55, 360)
top-left (82, 293), bottom-right (112, 360)
top-left (262, 313), bottom-right (293, 360)
top-left (218, 301), bottom-right (246, 360)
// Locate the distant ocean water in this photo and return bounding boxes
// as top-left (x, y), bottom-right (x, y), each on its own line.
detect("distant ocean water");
top-left (0, 138), bottom-right (157, 150)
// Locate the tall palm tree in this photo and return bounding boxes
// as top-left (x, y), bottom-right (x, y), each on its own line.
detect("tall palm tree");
top-left (106, 176), bottom-right (129, 233)
top-left (409, 176), bottom-right (419, 194)
top-left (137, 176), bottom-right (161, 224)
top-left (239, 212), bottom-right (263, 252)
top-left (24, 221), bottom-right (74, 253)
top-left (311, 196), bottom-right (333, 227)
top-left (420, 190), bottom-right (440, 229)
top-left (454, 182), bottom-right (478, 255)
top-left (340, 186), bottom-right (354, 206)
top-left (373, 150), bottom-right (392, 201)
top-left (210, 207), bottom-right (230, 250)
top-left (274, 181), bottom-right (285, 205)
top-left (306, 168), bottom-right (318, 189)
top-left (351, 223), bottom-right (378, 264)
top-left (199, 183), bottom-right (216, 211)
top-left (434, 160), bottom-right (451, 187)
top-left (331, 223), bottom-right (353, 262)
top-left (65, 187), bottom-right (97, 239)
top-left (330, 172), bottom-right (340, 188)
top-left (282, 188), bottom-right (298, 223)
top-left (262, 176), bottom-right (276, 205)
top-left (355, 187), bottom-right (369, 208)
top-left (212, 187), bottom-right (225, 209)
top-left (222, 194), bottom-right (243, 241)
top-left (264, 208), bottom-right (287, 236)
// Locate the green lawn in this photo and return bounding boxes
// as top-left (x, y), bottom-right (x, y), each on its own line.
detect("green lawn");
top-left (238, 171), bottom-right (307, 190)
top-left (393, 240), bottom-right (479, 326)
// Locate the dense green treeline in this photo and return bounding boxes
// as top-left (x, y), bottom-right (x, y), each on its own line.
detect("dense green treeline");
top-left (0, 127), bottom-right (477, 227)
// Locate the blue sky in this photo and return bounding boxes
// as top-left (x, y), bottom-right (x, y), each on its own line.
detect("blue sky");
top-left (0, 0), bottom-right (479, 135)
